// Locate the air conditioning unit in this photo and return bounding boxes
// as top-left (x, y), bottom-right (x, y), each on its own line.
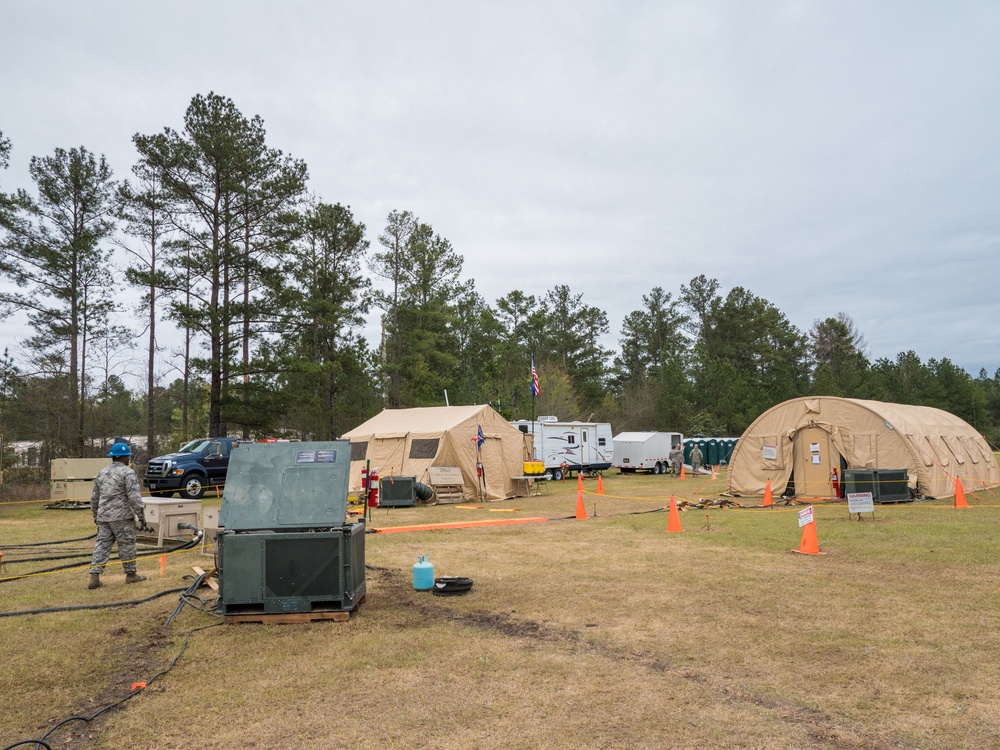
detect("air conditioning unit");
top-left (218, 525), bottom-right (365, 615)
top-left (872, 469), bottom-right (910, 503)
top-left (379, 476), bottom-right (417, 507)
top-left (217, 440), bottom-right (365, 616)
top-left (843, 469), bottom-right (910, 504)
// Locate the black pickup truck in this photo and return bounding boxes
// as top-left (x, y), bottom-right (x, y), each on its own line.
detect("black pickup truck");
top-left (143, 437), bottom-right (241, 499)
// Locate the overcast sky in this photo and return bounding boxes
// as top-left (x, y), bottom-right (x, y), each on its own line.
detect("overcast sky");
top-left (2, 1), bottom-right (999, 381)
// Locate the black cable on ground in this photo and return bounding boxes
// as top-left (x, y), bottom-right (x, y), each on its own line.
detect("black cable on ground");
top-left (2, 622), bottom-right (223, 750)
top-left (0, 536), bottom-right (202, 584)
top-left (0, 532), bottom-right (97, 549)
top-left (7, 543), bottom-right (182, 566)
top-left (164, 571), bottom-right (220, 626)
top-left (0, 587), bottom-right (187, 619)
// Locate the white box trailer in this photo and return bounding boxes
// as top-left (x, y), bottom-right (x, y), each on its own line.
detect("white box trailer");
top-left (510, 417), bottom-right (613, 480)
top-left (613, 432), bottom-right (684, 475)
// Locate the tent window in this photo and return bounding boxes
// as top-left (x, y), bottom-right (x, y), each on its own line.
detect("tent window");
top-left (942, 436), bottom-right (964, 465)
top-left (409, 439), bottom-right (439, 459)
top-left (350, 442), bottom-right (368, 461)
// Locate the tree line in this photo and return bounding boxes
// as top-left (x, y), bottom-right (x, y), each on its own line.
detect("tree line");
top-left (2, 93), bottom-right (999, 465)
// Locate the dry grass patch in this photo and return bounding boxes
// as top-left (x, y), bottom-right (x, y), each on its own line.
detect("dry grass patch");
top-left (4, 474), bottom-right (1000, 749)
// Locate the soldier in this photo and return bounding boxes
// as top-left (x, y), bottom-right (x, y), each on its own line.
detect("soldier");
top-left (690, 443), bottom-right (704, 474)
top-left (88, 443), bottom-right (146, 589)
top-left (669, 444), bottom-right (684, 476)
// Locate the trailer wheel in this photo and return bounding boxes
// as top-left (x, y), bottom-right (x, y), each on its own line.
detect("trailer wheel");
top-left (552, 468), bottom-right (563, 482)
top-left (654, 462), bottom-right (664, 475)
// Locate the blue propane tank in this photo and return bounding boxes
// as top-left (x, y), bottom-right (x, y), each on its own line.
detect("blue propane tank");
top-left (413, 554), bottom-right (434, 591)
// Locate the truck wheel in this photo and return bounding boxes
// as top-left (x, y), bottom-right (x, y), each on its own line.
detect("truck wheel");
top-left (180, 475), bottom-right (206, 500)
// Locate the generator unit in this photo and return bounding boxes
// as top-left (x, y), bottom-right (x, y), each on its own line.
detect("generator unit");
top-left (843, 468), bottom-right (911, 504)
top-left (141, 497), bottom-right (202, 546)
top-left (217, 441), bottom-right (365, 616)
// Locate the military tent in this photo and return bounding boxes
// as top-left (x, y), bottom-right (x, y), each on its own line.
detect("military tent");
top-left (727, 397), bottom-right (1000, 499)
top-left (341, 405), bottom-right (532, 501)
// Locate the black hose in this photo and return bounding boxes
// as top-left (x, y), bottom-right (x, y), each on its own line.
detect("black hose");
top-left (164, 571), bottom-right (219, 626)
top-left (0, 587), bottom-right (188, 619)
top-left (0, 532), bottom-right (97, 549)
top-left (0, 535), bottom-right (203, 584)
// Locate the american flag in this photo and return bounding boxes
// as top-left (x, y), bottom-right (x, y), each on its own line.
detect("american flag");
top-left (530, 357), bottom-right (540, 398)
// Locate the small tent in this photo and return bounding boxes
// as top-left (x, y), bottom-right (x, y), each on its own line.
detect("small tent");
top-left (727, 397), bottom-right (1000, 499)
top-left (341, 405), bottom-right (532, 501)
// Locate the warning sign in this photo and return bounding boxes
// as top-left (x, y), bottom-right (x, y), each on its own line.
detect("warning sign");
top-left (798, 506), bottom-right (814, 527)
top-left (847, 492), bottom-right (875, 513)
top-left (762, 444), bottom-right (777, 460)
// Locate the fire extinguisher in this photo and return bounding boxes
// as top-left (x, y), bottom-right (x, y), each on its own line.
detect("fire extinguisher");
top-left (476, 461), bottom-right (483, 478)
top-left (831, 467), bottom-right (840, 498)
top-left (367, 470), bottom-right (380, 507)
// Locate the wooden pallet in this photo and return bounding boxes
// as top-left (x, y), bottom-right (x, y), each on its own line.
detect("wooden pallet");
top-left (225, 596), bottom-right (365, 625)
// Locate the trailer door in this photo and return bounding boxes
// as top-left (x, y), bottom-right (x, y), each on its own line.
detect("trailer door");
top-left (581, 428), bottom-right (589, 467)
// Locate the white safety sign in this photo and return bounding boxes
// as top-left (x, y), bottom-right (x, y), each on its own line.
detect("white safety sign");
top-left (798, 506), bottom-right (814, 527)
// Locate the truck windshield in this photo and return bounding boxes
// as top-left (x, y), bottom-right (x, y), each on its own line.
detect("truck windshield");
top-left (179, 439), bottom-right (212, 454)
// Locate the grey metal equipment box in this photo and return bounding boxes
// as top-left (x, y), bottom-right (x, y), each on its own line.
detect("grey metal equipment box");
top-left (379, 476), bottom-right (417, 507)
top-left (217, 441), bottom-right (365, 615)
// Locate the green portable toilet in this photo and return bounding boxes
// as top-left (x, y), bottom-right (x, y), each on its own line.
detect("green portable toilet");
top-left (705, 438), bottom-right (720, 466)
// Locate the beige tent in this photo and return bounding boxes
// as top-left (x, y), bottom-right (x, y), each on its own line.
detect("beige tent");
top-left (727, 397), bottom-right (1000, 499)
top-left (341, 405), bottom-right (532, 501)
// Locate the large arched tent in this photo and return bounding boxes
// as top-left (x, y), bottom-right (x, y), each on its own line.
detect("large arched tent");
top-left (342, 405), bottom-right (532, 501)
top-left (727, 397), bottom-right (999, 499)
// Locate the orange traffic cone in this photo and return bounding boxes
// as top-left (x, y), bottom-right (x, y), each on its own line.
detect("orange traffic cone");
top-left (576, 489), bottom-right (587, 519)
top-left (762, 480), bottom-right (773, 507)
top-left (793, 521), bottom-right (825, 555)
top-left (577, 473), bottom-right (584, 491)
top-left (666, 496), bottom-right (683, 533)
top-left (679, 465), bottom-right (686, 480)
top-left (954, 478), bottom-right (968, 509)
top-left (596, 474), bottom-right (605, 495)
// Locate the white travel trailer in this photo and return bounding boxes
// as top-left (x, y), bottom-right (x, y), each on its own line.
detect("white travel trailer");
top-left (612, 431), bottom-right (684, 474)
top-left (510, 416), bottom-right (614, 480)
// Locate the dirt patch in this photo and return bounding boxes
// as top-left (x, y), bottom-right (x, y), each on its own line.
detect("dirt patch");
top-left (375, 566), bottom-right (909, 750)
top-left (27, 615), bottom-right (174, 750)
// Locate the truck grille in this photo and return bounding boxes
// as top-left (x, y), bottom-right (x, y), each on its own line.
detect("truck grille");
top-left (146, 460), bottom-right (170, 479)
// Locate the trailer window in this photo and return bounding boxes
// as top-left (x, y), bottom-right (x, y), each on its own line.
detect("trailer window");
top-left (598, 438), bottom-right (606, 446)
top-left (567, 435), bottom-right (576, 445)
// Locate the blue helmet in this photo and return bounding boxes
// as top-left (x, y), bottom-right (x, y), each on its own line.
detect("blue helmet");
top-left (107, 443), bottom-right (132, 458)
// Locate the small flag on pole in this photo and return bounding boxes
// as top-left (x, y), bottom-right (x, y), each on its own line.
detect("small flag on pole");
top-left (476, 424), bottom-right (485, 449)
top-left (531, 357), bottom-right (540, 398)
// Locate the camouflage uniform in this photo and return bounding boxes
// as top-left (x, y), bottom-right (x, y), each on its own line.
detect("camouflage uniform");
top-left (690, 445), bottom-right (703, 474)
top-left (89, 461), bottom-right (145, 576)
top-left (669, 445), bottom-right (683, 475)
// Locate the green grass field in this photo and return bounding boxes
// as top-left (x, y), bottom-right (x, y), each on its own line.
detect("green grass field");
top-left (3, 470), bottom-right (1000, 749)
